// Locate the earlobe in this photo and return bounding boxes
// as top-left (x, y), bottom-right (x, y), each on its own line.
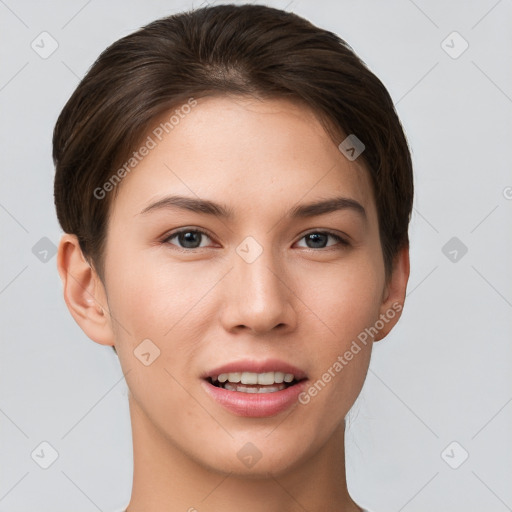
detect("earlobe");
top-left (57, 234), bottom-right (115, 346)
top-left (374, 246), bottom-right (410, 341)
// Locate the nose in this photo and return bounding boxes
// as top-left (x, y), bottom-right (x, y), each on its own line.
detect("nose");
top-left (219, 240), bottom-right (298, 335)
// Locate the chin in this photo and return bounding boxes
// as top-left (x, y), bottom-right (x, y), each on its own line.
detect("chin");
top-left (193, 436), bottom-right (312, 479)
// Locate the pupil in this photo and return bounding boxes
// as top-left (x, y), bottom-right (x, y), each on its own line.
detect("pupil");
top-left (306, 233), bottom-right (327, 248)
top-left (179, 231), bottom-right (201, 248)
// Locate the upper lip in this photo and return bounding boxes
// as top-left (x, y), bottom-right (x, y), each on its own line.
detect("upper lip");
top-left (202, 359), bottom-right (308, 380)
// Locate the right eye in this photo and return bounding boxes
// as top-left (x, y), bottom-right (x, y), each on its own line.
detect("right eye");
top-left (163, 228), bottom-right (215, 250)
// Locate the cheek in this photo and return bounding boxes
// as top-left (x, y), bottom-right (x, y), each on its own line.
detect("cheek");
top-left (105, 249), bottom-right (216, 339)
top-left (292, 268), bottom-right (380, 439)
top-left (294, 254), bottom-right (383, 408)
top-left (298, 254), bottom-right (384, 345)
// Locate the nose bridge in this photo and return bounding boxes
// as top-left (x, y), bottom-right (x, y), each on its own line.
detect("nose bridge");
top-left (235, 234), bottom-right (284, 302)
top-left (223, 234), bottom-right (294, 333)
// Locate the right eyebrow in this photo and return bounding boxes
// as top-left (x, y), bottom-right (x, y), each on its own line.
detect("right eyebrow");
top-left (139, 195), bottom-right (234, 219)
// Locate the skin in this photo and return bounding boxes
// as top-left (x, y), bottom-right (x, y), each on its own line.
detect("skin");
top-left (57, 95), bottom-right (409, 512)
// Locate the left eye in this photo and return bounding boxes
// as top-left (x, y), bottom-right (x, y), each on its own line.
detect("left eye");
top-left (296, 231), bottom-right (347, 249)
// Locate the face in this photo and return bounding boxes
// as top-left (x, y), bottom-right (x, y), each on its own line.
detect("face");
top-left (93, 95), bottom-right (404, 476)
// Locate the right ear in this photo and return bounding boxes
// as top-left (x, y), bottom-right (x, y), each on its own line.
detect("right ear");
top-left (56, 234), bottom-right (115, 347)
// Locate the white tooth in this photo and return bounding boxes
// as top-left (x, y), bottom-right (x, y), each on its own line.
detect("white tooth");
top-left (258, 385), bottom-right (284, 393)
top-left (274, 371), bottom-right (285, 383)
top-left (222, 382), bottom-right (287, 393)
top-left (227, 372), bottom-right (241, 383)
top-left (218, 371), bottom-right (297, 385)
top-left (257, 372), bottom-right (275, 385)
top-left (241, 371), bottom-right (258, 384)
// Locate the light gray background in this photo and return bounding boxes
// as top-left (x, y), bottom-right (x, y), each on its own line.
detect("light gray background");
top-left (1, 0), bottom-right (511, 511)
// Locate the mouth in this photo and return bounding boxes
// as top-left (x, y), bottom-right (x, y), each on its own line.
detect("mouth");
top-left (200, 360), bottom-right (309, 417)
top-left (206, 371), bottom-right (306, 394)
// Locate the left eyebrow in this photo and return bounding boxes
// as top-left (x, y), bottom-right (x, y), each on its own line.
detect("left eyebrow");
top-left (288, 196), bottom-right (366, 220)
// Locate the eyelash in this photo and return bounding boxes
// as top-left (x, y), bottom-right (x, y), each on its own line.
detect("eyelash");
top-left (162, 228), bottom-right (349, 252)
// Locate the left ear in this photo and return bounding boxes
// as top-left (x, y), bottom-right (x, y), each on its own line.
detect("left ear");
top-left (374, 245), bottom-right (410, 341)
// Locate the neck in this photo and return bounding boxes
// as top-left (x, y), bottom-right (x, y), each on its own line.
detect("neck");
top-left (125, 396), bottom-right (361, 512)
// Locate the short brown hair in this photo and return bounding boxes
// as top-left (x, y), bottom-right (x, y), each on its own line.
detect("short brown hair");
top-left (53, 3), bottom-right (413, 282)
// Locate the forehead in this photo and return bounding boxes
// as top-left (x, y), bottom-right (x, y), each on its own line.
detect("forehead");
top-left (110, 95), bottom-right (376, 223)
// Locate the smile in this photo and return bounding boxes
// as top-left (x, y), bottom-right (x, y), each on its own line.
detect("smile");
top-left (209, 371), bottom-right (298, 393)
top-left (201, 360), bottom-right (308, 417)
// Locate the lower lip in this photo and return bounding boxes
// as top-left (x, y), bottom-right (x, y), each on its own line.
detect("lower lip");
top-left (201, 379), bottom-right (308, 418)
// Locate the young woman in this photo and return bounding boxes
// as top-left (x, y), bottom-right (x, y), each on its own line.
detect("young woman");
top-left (53, 4), bottom-right (412, 511)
